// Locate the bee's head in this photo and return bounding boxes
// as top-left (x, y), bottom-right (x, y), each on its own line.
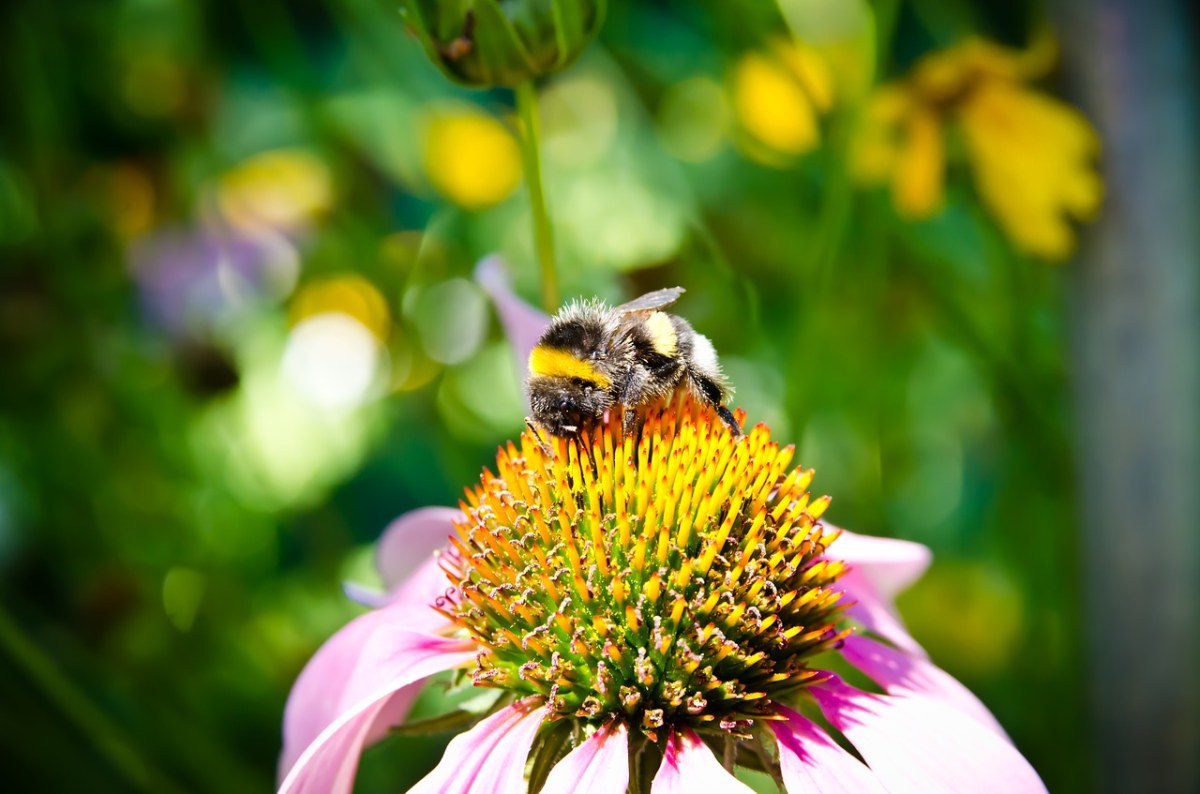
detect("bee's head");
top-left (527, 376), bottom-right (612, 437)
top-left (526, 326), bottom-right (617, 437)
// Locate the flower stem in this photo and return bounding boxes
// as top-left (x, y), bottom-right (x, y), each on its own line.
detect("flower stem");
top-left (515, 79), bottom-right (559, 313)
top-left (0, 604), bottom-right (182, 793)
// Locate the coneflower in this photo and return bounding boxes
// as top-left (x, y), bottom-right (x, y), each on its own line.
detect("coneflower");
top-left (278, 396), bottom-right (1044, 793)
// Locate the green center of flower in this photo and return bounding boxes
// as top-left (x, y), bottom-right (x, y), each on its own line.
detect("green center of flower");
top-left (438, 397), bottom-right (849, 738)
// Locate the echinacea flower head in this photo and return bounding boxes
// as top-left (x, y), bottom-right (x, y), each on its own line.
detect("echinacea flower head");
top-left (280, 389), bottom-right (1047, 792)
top-left (853, 35), bottom-right (1102, 260)
top-left (443, 397), bottom-right (843, 745)
top-left (400, 0), bottom-right (606, 88)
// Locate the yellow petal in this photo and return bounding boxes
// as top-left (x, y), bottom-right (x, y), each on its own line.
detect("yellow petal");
top-left (911, 46), bottom-right (978, 102)
top-left (777, 40), bottom-right (836, 113)
top-left (912, 34), bottom-right (1058, 102)
top-left (851, 85), bottom-right (946, 216)
top-left (892, 106), bottom-right (945, 218)
top-left (731, 45), bottom-right (830, 159)
top-left (958, 80), bottom-right (1103, 259)
top-left (850, 85), bottom-right (912, 184)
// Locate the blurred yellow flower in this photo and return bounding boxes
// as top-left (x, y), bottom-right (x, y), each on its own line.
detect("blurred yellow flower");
top-left (218, 149), bottom-right (332, 231)
top-left (853, 36), bottom-right (1102, 260)
top-left (731, 40), bottom-right (834, 163)
top-left (423, 107), bottom-right (522, 210)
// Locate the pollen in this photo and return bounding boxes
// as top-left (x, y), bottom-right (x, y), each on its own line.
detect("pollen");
top-left (437, 395), bottom-right (850, 736)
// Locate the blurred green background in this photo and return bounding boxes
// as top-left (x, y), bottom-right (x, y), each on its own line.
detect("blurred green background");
top-left (1, 1), bottom-right (1195, 792)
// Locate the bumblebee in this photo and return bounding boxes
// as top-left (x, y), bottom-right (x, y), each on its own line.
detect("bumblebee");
top-left (526, 286), bottom-right (740, 440)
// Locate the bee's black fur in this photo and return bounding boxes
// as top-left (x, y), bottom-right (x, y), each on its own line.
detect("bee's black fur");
top-left (526, 290), bottom-right (741, 439)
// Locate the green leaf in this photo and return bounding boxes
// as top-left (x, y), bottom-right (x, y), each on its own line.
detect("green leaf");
top-left (388, 708), bottom-right (485, 737)
top-left (470, 1), bottom-right (537, 85)
top-left (527, 719), bottom-right (576, 794)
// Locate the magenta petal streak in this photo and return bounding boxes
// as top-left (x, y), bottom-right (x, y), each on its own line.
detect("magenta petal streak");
top-left (839, 634), bottom-right (1008, 737)
top-left (839, 567), bottom-right (928, 657)
top-left (408, 699), bottom-right (548, 794)
top-left (812, 678), bottom-right (1047, 793)
top-left (771, 705), bottom-right (888, 794)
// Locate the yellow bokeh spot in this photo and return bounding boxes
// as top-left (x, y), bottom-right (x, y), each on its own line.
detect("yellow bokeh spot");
top-left (731, 41), bottom-right (834, 160)
top-left (289, 275), bottom-right (391, 341)
top-left (423, 107), bottom-right (522, 210)
top-left (218, 149), bottom-right (332, 231)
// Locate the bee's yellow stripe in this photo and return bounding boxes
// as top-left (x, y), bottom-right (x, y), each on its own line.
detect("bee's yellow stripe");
top-left (645, 312), bottom-right (677, 357)
top-left (529, 346), bottom-right (612, 388)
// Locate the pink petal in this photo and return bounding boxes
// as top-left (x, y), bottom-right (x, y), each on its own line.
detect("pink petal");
top-left (408, 699), bottom-right (547, 793)
top-left (279, 629), bottom-right (476, 794)
top-left (839, 634), bottom-right (1008, 737)
top-left (828, 525), bottom-right (932, 600)
top-left (375, 506), bottom-right (462, 592)
top-left (812, 678), bottom-right (1047, 793)
top-left (652, 729), bottom-right (756, 794)
top-left (541, 721), bottom-right (630, 794)
top-left (474, 254), bottom-right (550, 375)
top-left (770, 705), bottom-right (888, 794)
top-left (839, 567), bottom-right (927, 657)
top-left (282, 601), bottom-right (454, 776)
top-left (382, 553), bottom-right (464, 634)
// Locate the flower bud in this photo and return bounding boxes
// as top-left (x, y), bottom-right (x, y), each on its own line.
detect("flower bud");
top-left (400, 0), bottom-right (605, 88)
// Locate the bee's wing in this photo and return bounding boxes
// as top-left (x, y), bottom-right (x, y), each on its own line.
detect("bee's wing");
top-left (614, 287), bottom-right (685, 315)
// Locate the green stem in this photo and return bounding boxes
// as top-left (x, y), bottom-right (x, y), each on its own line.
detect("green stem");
top-left (0, 604), bottom-right (183, 794)
top-left (515, 80), bottom-right (559, 313)
top-left (872, 0), bottom-right (901, 79)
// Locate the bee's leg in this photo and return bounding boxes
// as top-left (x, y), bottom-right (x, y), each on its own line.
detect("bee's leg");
top-left (616, 370), bottom-right (652, 440)
top-left (622, 406), bottom-right (644, 439)
top-left (690, 372), bottom-right (742, 436)
top-left (525, 417), bottom-right (556, 458)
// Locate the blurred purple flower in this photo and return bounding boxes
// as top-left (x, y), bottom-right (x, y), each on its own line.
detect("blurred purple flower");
top-left (128, 222), bottom-right (298, 336)
top-left (473, 255), bottom-right (549, 376)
